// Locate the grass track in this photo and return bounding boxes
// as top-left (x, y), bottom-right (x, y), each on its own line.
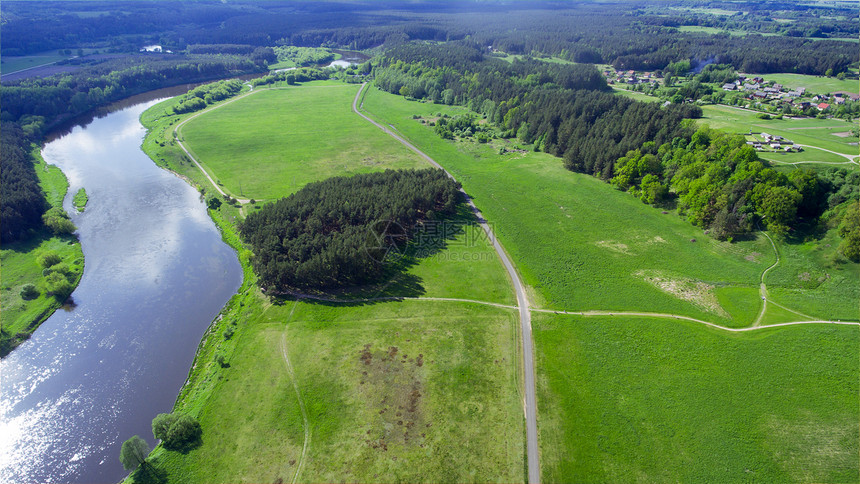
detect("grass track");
top-left (534, 313), bottom-right (859, 483)
top-left (148, 300), bottom-right (525, 483)
top-left (361, 87), bottom-right (778, 324)
top-left (178, 85), bottom-right (428, 200)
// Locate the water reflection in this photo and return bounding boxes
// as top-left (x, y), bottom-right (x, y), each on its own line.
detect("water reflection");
top-left (0, 99), bottom-right (242, 483)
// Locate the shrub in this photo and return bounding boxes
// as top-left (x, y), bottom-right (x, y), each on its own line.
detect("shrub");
top-left (152, 412), bottom-right (202, 449)
top-left (45, 272), bottom-right (73, 299)
top-left (20, 284), bottom-right (39, 300)
top-left (42, 207), bottom-right (76, 235)
top-left (37, 251), bottom-right (62, 268)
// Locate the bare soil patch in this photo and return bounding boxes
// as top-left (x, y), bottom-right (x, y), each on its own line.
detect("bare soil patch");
top-left (358, 344), bottom-right (427, 451)
top-left (635, 270), bottom-right (729, 317)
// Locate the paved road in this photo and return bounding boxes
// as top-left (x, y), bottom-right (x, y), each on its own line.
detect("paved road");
top-left (352, 83), bottom-right (541, 484)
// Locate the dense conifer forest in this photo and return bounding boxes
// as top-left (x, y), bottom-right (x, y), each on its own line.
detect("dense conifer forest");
top-left (375, 43), bottom-right (702, 178)
top-left (239, 169), bottom-right (461, 290)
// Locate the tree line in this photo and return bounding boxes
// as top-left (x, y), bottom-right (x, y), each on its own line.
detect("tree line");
top-left (0, 124), bottom-right (46, 243)
top-left (1, 55), bottom-right (262, 244)
top-left (240, 169), bottom-right (460, 290)
top-left (4, 1), bottom-right (852, 77)
top-left (608, 126), bottom-right (860, 259)
top-left (375, 42), bottom-right (701, 179)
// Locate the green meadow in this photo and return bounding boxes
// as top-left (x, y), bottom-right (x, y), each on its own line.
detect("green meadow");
top-left (134, 79), bottom-right (858, 482)
top-left (360, 85), bottom-right (859, 481)
top-left (361, 86), bottom-right (793, 325)
top-left (1, 149), bottom-right (83, 354)
top-left (611, 87), bottom-right (662, 103)
top-left (699, 104), bottom-right (858, 166)
top-left (148, 300), bottom-right (524, 483)
top-left (0, 53), bottom-right (70, 74)
top-left (136, 82), bottom-right (525, 482)
top-left (756, 72), bottom-right (860, 94)
top-left (177, 84), bottom-right (427, 200)
top-left (534, 313), bottom-right (859, 483)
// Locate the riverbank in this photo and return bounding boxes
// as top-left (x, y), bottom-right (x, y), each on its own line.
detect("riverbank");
top-left (0, 148), bottom-right (83, 357)
top-left (131, 80), bottom-right (526, 482)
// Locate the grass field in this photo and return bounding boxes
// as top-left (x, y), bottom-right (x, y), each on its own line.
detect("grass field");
top-left (611, 87), bottom-right (662, 103)
top-left (134, 80), bottom-right (858, 482)
top-left (0, 53), bottom-right (70, 75)
top-left (765, 227), bottom-right (860, 320)
top-left (1, 149), bottom-right (83, 354)
top-left (678, 25), bottom-right (777, 37)
top-left (361, 87), bottom-right (794, 325)
top-left (136, 82), bottom-right (525, 482)
top-left (359, 86), bottom-right (859, 481)
top-left (177, 84), bottom-right (427, 200)
top-left (534, 313), bottom-right (859, 483)
top-left (754, 73), bottom-right (860, 94)
top-left (700, 104), bottom-right (859, 158)
top-left (148, 300), bottom-right (524, 483)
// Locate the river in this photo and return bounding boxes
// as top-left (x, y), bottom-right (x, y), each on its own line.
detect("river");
top-left (0, 96), bottom-right (243, 483)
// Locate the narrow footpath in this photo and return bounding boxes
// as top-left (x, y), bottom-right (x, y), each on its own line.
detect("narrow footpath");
top-left (352, 82), bottom-right (542, 484)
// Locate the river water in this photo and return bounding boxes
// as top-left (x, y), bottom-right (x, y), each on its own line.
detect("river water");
top-left (0, 97), bottom-right (243, 482)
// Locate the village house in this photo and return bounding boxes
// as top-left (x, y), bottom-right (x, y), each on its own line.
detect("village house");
top-left (833, 91), bottom-right (859, 101)
top-left (817, 102), bottom-right (830, 111)
top-left (722, 83), bottom-right (736, 91)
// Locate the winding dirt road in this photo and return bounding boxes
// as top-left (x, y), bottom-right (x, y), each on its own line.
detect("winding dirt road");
top-left (351, 82), bottom-right (541, 484)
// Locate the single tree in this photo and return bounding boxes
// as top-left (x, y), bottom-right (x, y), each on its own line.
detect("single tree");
top-left (152, 413), bottom-right (178, 441)
top-left (119, 435), bottom-right (150, 472)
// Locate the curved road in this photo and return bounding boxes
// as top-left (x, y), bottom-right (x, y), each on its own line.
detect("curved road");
top-left (352, 83), bottom-right (541, 484)
top-left (173, 88), bottom-right (256, 203)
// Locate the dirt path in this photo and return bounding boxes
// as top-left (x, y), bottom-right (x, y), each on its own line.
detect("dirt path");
top-left (352, 82), bottom-right (541, 484)
top-left (280, 301), bottom-right (310, 484)
top-left (794, 144), bottom-right (858, 163)
top-left (173, 89), bottom-right (259, 203)
top-left (753, 231), bottom-right (781, 326)
top-left (530, 308), bottom-right (858, 331)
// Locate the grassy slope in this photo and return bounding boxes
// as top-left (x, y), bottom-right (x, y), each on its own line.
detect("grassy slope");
top-left (700, 104), bottom-right (858, 157)
top-left (178, 84), bottom-right (428, 200)
top-left (152, 300), bottom-right (523, 483)
top-left (535, 313), bottom-right (859, 483)
top-left (0, 53), bottom-right (70, 74)
top-left (755, 73), bottom-right (860, 94)
top-left (135, 81), bottom-right (523, 482)
top-left (360, 86), bottom-right (860, 481)
top-left (362, 86), bottom-right (777, 325)
top-left (0, 149), bottom-right (83, 354)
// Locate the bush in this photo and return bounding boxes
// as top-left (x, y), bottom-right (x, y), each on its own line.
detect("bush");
top-left (152, 412), bottom-right (202, 449)
top-left (37, 251), bottom-right (62, 268)
top-left (42, 207), bottom-right (76, 235)
top-left (20, 284), bottom-right (39, 300)
top-left (45, 271), bottom-right (74, 299)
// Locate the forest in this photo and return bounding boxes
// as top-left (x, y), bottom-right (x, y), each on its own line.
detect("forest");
top-left (239, 169), bottom-right (461, 290)
top-left (1, 0), bottom-right (857, 249)
top-left (0, 55), bottom-right (262, 243)
top-left (374, 42), bottom-right (701, 178)
top-left (2, 1), bottom-right (855, 75)
top-left (611, 127), bottom-right (859, 249)
top-left (0, 124), bottom-right (46, 243)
